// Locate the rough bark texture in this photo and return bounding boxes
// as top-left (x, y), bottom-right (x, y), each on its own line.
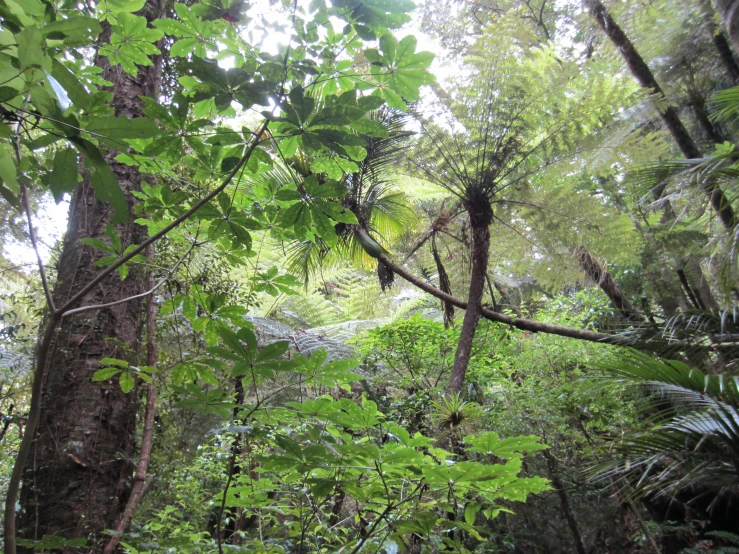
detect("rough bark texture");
top-left (679, 261), bottom-right (719, 310)
top-left (573, 246), bottom-right (644, 322)
top-left (446, 201), bottom-right (492, 395)
top-left (17, 2), bottom-right (163, 551)
top-left (714, 0), bottom-right (739, 56)
top-left (715, 30), bottom-right (739, 82)
top-left (587, 0), bottom-right (736, 230)
top-left (103, 264), bottom-right (158, 554)
top-left (691, 94), bottom-right (726, 144)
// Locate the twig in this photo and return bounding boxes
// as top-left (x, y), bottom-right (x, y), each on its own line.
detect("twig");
top-left (62, 241), bottom-right (196, 318)
top-left (18, 181), bottom-right (55, 311)
top-left (57, 119), bottom-right (270, 315)
top-left (103, 251), bottom-right (159, 554)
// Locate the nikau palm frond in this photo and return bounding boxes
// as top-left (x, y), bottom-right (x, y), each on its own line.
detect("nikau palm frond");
top-left (615, 308), bottom-right (739, 363)
top-left (590, 350), bottom-right (739, 510)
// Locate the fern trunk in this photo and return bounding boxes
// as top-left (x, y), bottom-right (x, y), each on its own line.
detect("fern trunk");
top-left (574, 246), bottom-right (643, 322)
top-left (446, 202), bottom-right (492, 395)
top-left (431, 233), bottom-right (455, 327)
top-left (714, 0), bottom-right (739, 56)
top-left (587, 0), bottom-right (736, 230)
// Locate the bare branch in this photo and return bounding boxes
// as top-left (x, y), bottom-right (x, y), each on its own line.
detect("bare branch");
top-left (62, 241), bottom-right (196, 318)
top-left (18, 181), bottom-right (55, 312)
top-left (377, 253), bottom-right (627, 345)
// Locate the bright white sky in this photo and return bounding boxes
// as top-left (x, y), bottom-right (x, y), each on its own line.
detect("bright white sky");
top-left (3, 1), bottom-right (451, 269)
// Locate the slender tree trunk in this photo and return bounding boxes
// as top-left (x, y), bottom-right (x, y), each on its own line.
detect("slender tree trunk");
top-left (431, 233), bottom-right (455, 327)
top-left (543, 450), bottom-right (587, 554)
top-left (17, 2), bottom-right (163, 551)
top-left (702, 0), bottom-right (739, 82)
top-left (446, 201), bottom-right (492, 395)
top-left (492, 279), bottom-right (523, 317)
top-left (573, 246), bottom-right (644, 322)
top-left (714, 0), bottom-right (739, 56)
top-left (587, 0), bottom-right (736, 230)
top-left (713, 30), bottom-right (739, 82)
top-left (691, 93), bottom-right (726, 144)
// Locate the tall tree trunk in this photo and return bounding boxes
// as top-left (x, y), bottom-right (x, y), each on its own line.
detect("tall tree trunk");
top-left (102, 259), bottom-right (159, 554)
top-left (573, 246), bottom-right (644, 323)
top-left (714, 0), bottom-right (739, 57)
top-left (713, 29), bottom-right (739, 82)
top-left (446, 200), bottom-right (492, 395)
top-left (706, 1), bottom-right (739, 83)
top-left (691, 93), bottom-right (726, 144)
top-left (17, 2), bottom-right (163, 551)
top-left (587, 0), bottom-right (737, 230)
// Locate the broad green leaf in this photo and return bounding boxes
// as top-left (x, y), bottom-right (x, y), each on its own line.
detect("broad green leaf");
top-left (0, 145), bottom-right (18, 194)
top-left (41, 16), bottom-right (101, 45)
top-left (119, 371), bottom-right (135, 393)
top-left (92, 367), bottom-right (122, 381)
top-left (464, 503), bottom-right (481, 525)
top-left (70, 138), bottom-right (129, 223)
top-left (100, 357), bottom-right (129, 368)
top-left (255, 341), bottom-right (289, 363)
top-left (316, 200), bottom-right (358, 223)
top-left (51, 59), bottom-right (92, 110)
top-left (86, 116), bottom-right (159, 149)
top-left (16, 25), bottom-right (45, 71)
top-left (49, 148), bottom-right (78, 202)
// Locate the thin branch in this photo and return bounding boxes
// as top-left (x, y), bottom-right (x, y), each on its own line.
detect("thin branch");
top-left (18, 181), bottom-right (55, 312)
top-left (102, 252), bottom-right (159, 554)
top-left (4, 120), bottom-right (272, 554)
top-left (61, 241), bottom-right (196, 318)
top-left (57, 119), bottom-right (270, 315)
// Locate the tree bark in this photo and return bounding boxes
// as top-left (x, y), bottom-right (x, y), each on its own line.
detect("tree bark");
top-left (691, 93), bottom-right (726, 144)
top-left (713, 29), bottom-right (739, 82)
top-left (573, 246), bottom-right (644, 323)
top-left (378, 252), bottom-right (624, 345)
top-left (701, 0), bottom-right (739, 82)
top-left (587, 0), bottom-right (736, 230)
top-left (431, 233), bottom-right (455, 328)
top-left (446, 201), bottom-right (492, 395)
top-left (102, 260), bottom-right (159, 554)
top-left (17, 2), bottom-right (163, 551)
top-left (714, 0), bottom-right (739, 57)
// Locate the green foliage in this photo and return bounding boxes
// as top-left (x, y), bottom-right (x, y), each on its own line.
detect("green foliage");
top-left (5, 0), bottom-right (739, 552)
top-left (591, 350), bottom-right (739, 504)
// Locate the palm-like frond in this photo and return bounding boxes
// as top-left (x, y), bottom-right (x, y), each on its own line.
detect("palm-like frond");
top-left (711, 85), bottom-right (739, 126)
top-left (590, 350), bottom-right (739, 510)
top-left (626, 152), bottom-right (739, 217)
top-left (615, 308), bottom-right (739, 364)
top-left (279, 107), bottom-right (417, 282)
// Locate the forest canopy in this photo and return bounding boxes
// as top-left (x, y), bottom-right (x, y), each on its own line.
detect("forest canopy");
top-left (1, 0), bottom-right (739, 552)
